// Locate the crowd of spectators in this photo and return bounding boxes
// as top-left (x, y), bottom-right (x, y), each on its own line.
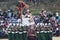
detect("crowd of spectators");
top-left (34, 9), bottom-right (60, 36)
top-left (0, 8), bottom-right (60, 37)
top-left (0, 9), bottom-right (19, 37)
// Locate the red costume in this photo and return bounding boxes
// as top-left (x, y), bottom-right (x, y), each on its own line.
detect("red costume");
top-left (27, 29), bottom-right (36, 36)
top-left (16, 1), bottom-right (27, 14)
top-left (27, 29), bottom-right (37, 40)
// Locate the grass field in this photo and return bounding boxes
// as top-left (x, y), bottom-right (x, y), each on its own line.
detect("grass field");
top-left (0, 37), bottom-right (60, 40)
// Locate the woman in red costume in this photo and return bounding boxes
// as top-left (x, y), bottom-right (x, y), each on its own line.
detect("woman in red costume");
top-left (16, 1), bottom-right (27, 14)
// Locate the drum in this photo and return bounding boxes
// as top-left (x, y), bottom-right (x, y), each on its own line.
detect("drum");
top-left (18, 32), bottom-right (23, 40)
top-left (8, 31), bottom-right (12, 40)
top-left (22, 31), bottom-right (27, 40)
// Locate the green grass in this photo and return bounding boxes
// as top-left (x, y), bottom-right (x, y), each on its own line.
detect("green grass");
top-left (30, 9), bottom-right (60, 15)
top-left (31, 9), bottom-right (40, 15)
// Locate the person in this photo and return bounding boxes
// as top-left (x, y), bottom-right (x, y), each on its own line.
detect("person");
top-left (7, 9), bottom-right (13, 18)
top-left (27, 27), bottom-right (37, 40)
top-left (55, 28), bottom-right (60, 36)
top-left (57, 16), bottom-right (60, 21)
top-left (0, 9), bottom-right (4, 19)
top-left (0, 9), bottom-right (3, 16)
top-left (16, 1), bottom-right (28, 14)
top-left (4, 21), bottom-right (10, 28)
top-left (3, 11), bottom-right (7, 18)
top-left (34, 16), bottom-right (40, 25)
top-left (21, 14), bottom-right (30, 27)
top-left (25, 9), bottom-right (32, 17)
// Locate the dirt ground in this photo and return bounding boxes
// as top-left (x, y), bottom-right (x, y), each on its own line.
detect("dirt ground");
top-left (53, 37), bottom-right (60, 40)
top-left (0, 37), bottom-right (60, 40)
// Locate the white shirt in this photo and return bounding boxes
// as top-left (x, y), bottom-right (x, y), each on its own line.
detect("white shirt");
top-left (56, 12), bottom-right (59, 16)
top-left (22, 17), bottom-right (30, 26)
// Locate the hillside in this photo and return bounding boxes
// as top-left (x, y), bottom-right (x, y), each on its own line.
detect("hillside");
top-left (0, 0), bottom-right (60, 13)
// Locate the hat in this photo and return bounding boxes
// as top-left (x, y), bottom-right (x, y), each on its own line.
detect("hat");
top-left (56, 28), bottom-right (59, 30)
top-left (8, 10), bottom-right (10, 12)
top-left (48, 23), bottom-right (51, 25)
top-left (40, 23), bottom-right (44, 26)
top-left (13, 24), bottom-right (15, 26)
top-left (17, 24), bottom-right (19, 26)
top-left (45, 23), bottom-right (47, 26)
top-left (27, 9), bottom-right (29, 12)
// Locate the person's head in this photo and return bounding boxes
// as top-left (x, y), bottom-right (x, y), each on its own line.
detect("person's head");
top-left (25, 9), bottom-right (30, 14)
top-left (17, 1), bottom-right (22, 7)
top-left (17, 1), bottom-right (26, 8)
top-left (8, 10), bottom-right (11, 12)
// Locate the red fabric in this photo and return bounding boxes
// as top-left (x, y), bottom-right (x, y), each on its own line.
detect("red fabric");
top-left (27, 29), bottom-right (35, 36)
top-left (57, 34), bottom-right (60, 36)
top-left (5, 21), bottom-right (9, 27)
top-left (17, 1), bottom-right (27, 12)
top-left (54, 24), bottom-right (58, 29)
